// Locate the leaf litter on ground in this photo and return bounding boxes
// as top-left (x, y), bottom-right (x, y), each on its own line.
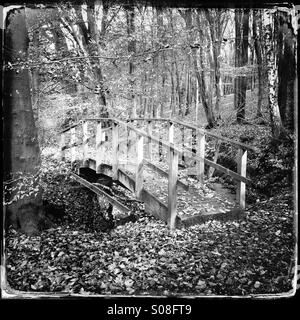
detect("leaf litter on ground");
top-left (5, 185), bottom-right (295, 296)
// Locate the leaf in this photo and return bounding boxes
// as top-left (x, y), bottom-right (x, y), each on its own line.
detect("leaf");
top-left (158, 249), bottom-right (166, 256)
top-left (196, 280), bottom-right (206, 289)
top-left (124, 279), bottom-right (134, 287)
top-left (254, 281), bottom-right (261, 288)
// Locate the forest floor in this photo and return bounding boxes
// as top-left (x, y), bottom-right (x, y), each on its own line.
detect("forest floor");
top-left (4, 90), bottom-right (297, 297)
top-left (5, 183), bottom-right (295, 296)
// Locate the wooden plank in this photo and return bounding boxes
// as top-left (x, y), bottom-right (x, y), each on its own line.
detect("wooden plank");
top-left (236, 148), bottom-right (247, 209)
top-left (117, 168), bottom-right (136, 193)
top-left (208, 139), bottom-right (221, 178)
top-left (158, 130), bottom-right (163, 162)
top-left (82, 121), bottom-right (89, 167)
top-left (168, 121), bottom-right (174, 161)
top-left (60, 120), bottom-right (83, 134)
top-left (63, 141), bottom-right (82, 150)
top-left (143, 159), bottom-right (189, 192)
top-left (70, 172), bottom-right (130, 213)
top-left (96, 122), bottom-right (103, 173)
top-left (196, 130), bottom-right (205, 183)
top-left (70, 127), bottom-right (76, 162)
top-left (126, 120), bottom-right (135, 157)
top-left (112, 123), bottom-right (119, 180)
top-left (182, 145), bottom-right (251, 184)
top-left (129, 118), bottom-right (170, 122)
top-left (141, 188), bottom-right (168, 222)
top-left (135, 134), bottom-right (144, 198)
top-left (205, 158), bottom-right (250, 184)
top-left (60, 133), bottom-right (65, 161)
top-left (168, 146), bottom-right (178, 230)
top-left (86, 158), bottom-right (96, 171)
top-left (181, 125), bottom-right (185, 163)
top-left (181, 208), bottom-right (246, 227)
top-left (168, 121), bottom-right (174, 144)
top-left (191, 129), bottom-right (197, 157)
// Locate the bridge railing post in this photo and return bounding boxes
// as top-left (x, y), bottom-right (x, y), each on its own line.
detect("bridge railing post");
top-left (70, 127), bottom-right (76, 163)
top-left (127, 120), bottom-right (135, 159)
top-left (237, 148), bottom-right (247, 209)
top-left (158, 125), bottom-right (163, 162)
top-left (168, 146), bottom-right (178, 230)
top-left (208, 139), bottom-right (221, 178)
top-left (196, 129), bottom-right (205, 183)
top-left (112, 121), bottom-right (119, 180)
top-left (135, 133), bottom-right (144, 198)
top-left (96, 121), bottom-right (103, 173)
top-left (82, 121), bottom-right (89, 167)
top-left (181, 125), bottom-right (185, 164)
top-left (146, 120), bottom-right (152, 161)
top-left (192, 128), bottom-right (197, 158)
top-left (168, 120), bottom-right (174, 160)
top-left (60, 133), bottom-right (65, 161)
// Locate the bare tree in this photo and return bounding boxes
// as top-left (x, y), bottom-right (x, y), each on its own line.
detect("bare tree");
top-left (264, 9), bottom-right (283, 138)
top-left (234, 8), bottom-right (249, 123)
top-left (204, 8), bottom-right (229, 120)
top-left (252, 9), bottom-right (264, 119)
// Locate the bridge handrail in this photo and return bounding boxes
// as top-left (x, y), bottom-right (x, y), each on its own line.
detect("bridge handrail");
top-left (125, 117), bottom-right (257, 152)
top-left (59, 120), bottom-right (84, 134)
top-left (60, 117), bottom-right (250, 184)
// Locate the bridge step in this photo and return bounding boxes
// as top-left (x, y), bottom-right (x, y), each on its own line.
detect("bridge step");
top-left (180, 208), bottom-right (246, 227)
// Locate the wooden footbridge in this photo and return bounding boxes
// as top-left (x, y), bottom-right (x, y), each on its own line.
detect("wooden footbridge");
top-left (60, 118), bottom-right (256, 230)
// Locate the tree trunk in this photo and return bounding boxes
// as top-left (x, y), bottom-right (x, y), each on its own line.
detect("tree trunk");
top-left (234, 9), bottom-right (249, 123)
top-left (253, 9), bottom-right (263, 119)
top-left (204, 9), bottom-right (227, 120)
top-left (277, 10), bottom-right (296, 132)
top-left (185, 67), bottom-right (191, 116)
top-left (174, 57), bottom-right (182, 116)
top-left (264, 9), bottom-right (283, 138)
top-left (30, 26), bottom-right (40, 114)
top-left (126, 2), bottom-right (137, 118)
top-left (4, 8), bottom-right (44, 235)
top-left (193, 10), bottom-right (216, 128)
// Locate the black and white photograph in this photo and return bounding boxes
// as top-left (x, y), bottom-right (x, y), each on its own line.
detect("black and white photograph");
top-left (1, 0), bottom-right (298, 305)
